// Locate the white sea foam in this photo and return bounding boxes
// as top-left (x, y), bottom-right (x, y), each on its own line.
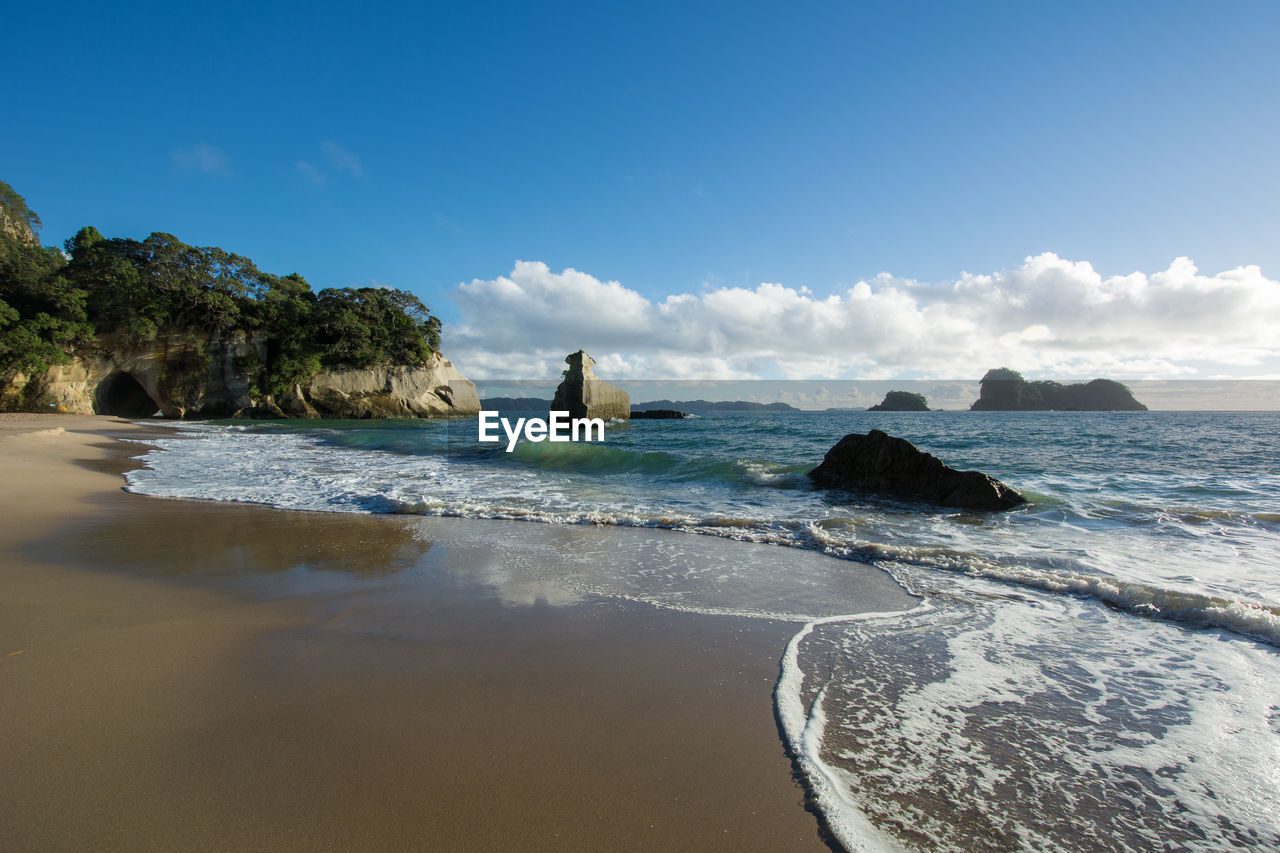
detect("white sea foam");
top-left (776, 607), bottom-right (931, 853)
top-left (795, 571), bottom-right (1280, 851)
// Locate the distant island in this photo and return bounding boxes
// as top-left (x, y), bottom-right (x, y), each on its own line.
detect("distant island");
top-left (484, 398), bottom-right (800, 414)
top-left (632, 400), bottom-right (800, 412)
top-left (868, 391), bottom-right (929, 411)
top-left (970, 368), bottom-right (1147, 411)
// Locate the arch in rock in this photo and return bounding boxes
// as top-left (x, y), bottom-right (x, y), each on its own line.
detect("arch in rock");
top-left (98, 371), bottom-right (160, 417)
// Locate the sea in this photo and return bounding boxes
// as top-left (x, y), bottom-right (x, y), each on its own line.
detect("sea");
top-left (124, 409), bottom-right (1280, 852)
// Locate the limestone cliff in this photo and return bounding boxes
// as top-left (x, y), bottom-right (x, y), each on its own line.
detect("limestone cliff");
top-left (1, 335), bottom-right (480, 420)
top-left (551, 350), bottom-right (629, 420)
top-left (303, 358), bottom-right (480, 419)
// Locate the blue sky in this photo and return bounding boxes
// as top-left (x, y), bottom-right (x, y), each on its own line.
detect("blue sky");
top-left (4, 1), bottom-right (1278, 381)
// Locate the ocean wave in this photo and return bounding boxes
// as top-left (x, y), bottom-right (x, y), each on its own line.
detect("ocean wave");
top-left (123, 420), bottom-right (1280, 649)
top-left (903, 551), bottom-right (1280, 648)
top-left (503, 437), bottom-right (813, 487)
top-left (412, 506), bottom-right (1280, 648)
top-left (138, 463), bottom-right (1280, 650)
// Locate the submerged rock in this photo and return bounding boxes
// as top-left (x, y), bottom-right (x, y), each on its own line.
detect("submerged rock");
top-left (551, 350), bottom-right (630, 421)
top-left (808, 429), bottom-right (1025, 511)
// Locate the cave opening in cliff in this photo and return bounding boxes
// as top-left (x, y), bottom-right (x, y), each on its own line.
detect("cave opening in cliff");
top-left (100, 372), bottom-right (160, 417)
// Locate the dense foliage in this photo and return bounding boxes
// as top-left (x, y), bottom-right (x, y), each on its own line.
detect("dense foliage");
top-left (1, 181), bottom-right (442, 396)
top-left (0, 181), bottom-right (94, 376)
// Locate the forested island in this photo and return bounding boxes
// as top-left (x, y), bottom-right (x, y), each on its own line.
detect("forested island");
top-left (1, 179), bottom-right (478, 418)
top-left (868, 391), bottom-right (930, 411)
top-left (970, 368), bottom-right (1147, 411)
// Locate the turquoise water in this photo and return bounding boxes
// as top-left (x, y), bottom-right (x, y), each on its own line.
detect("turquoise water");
top-left (126, 411), bottom-right (1280, 851)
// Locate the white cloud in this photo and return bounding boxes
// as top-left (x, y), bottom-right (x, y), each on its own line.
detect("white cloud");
top-left (171, 143), bottom-right (229, 174)
top-left (296, 161), bottom-right (325, 187)
top-left (321, 140), bottom-right (364, 178)
top-left (445, 254), bottom-right (1280, 381)
top-left (296, 142), bottom-right (364, 188)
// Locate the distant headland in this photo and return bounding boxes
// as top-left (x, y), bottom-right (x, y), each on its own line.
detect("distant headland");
top-left (1, 178), bottom-right (479, 419)
top-left (633, 400), bottom-right (800, 413)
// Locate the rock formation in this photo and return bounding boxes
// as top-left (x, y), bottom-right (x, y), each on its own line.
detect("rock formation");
top-left (1, 334), bottom-right (480, 420)
top-left (303, 359), bottom-right (480, 419)
top-left (970, 368), bottom-right (1147, 411)
top-left (551, 351), bottom-right (629, 420)
top-left (808, 429), bottom-right (1026, 511)
top-left (868, 391), bottom-right (929, 411)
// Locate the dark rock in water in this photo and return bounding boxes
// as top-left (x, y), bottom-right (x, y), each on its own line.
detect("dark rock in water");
top-left (868, 391), bottom-right (929, 411)
top-left (971, 367), bottom-right (1147, 411)
top-left (808, 429), bottom-right (1025, 511)
top-left (630, 409), bottom-right (686, 419)
top-left (551, 350), bottom-right (630, 420)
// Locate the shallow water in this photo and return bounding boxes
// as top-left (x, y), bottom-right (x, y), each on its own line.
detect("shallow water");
top-left (125, 410), bottom-right (1280, 850)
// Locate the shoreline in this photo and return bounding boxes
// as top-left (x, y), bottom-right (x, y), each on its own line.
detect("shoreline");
top-left (0, 414), bottom-right (868, 851)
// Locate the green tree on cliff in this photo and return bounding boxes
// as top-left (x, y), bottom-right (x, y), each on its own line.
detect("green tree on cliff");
top-left (0, 179), bottom-right (41, 236)
top-left (314, 287), bottom-right (440, 367)
top-left (1, 184), bottom-right (93, 377)
top-left (2, 178), bottom-right (445, 392)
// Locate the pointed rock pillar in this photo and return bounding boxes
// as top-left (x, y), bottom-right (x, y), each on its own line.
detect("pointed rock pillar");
top-left (551, 350), bottom-right (630, 421)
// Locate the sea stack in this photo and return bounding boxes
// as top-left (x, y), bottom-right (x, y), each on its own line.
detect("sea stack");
top-left (551, 350), bottom-right (630, 421)
top-left (808, 429), bottom-right (1025, 511)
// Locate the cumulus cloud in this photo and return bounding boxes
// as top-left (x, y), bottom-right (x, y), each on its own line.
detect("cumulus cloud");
top-left (445, 255), bottom-right (1280, 381)
top-left (171, 143), bottom-right (229, 174)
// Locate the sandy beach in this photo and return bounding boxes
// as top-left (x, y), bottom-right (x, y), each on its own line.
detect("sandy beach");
top-left (0, 414), bottom-right (902, 851)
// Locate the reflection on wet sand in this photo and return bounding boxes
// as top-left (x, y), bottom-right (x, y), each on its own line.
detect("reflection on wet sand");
top-left (45, 493), bottom-right (431, 579)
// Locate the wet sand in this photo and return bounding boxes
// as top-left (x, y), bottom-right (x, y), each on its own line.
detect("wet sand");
top-left (0, 414), bottom-right (853, 851)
